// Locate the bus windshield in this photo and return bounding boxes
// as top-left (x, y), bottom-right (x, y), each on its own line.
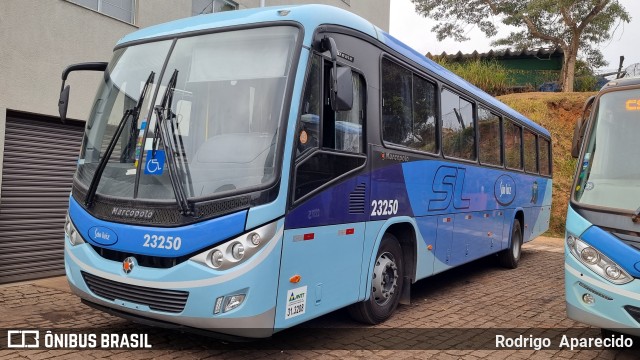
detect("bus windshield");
top-left (76, 26), bottom-right (299, 201)
top-left (574, 88), bottom-right (640, 212)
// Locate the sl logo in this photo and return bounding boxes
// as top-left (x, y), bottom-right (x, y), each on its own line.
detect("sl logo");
top-left (429, 166), bottom-right (470, 211)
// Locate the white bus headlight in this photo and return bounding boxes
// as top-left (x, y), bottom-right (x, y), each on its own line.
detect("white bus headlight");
top-left (64, 214), bottom-right (85, 246)
top-left (566, 234), bottom-right (632, 285)
top-left (191, 221), bottom-right (278, 271)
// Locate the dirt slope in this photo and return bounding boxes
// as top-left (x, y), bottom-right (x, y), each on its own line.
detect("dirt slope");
top-left (498, 92), bottom-right (596, 237)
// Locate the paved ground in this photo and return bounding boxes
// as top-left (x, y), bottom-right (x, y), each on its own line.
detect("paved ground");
top-left (0, 237), bottom-right (638, 359)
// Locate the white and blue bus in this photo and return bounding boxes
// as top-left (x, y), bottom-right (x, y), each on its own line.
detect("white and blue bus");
top-left (60, 5), bottom-right (552, 338)
top-left (566, 77), bottom-right (640, 335)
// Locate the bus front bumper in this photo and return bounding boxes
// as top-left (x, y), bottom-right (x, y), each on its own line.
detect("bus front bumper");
top-left (565, 253), bottom-right (640, 336)
top-left (64, 231), bottom-right (283, 338)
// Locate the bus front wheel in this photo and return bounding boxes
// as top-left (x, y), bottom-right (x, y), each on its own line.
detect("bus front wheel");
top-left (349, 233), bottom-right (404, 324)
top-left (498, 219), bottom-right (522, 269)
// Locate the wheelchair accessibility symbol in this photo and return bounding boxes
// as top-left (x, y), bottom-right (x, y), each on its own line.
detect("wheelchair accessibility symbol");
top-left (144, 150), bottom-right (165, 175)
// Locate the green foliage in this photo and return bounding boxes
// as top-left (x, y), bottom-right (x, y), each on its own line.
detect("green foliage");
top-left (435, 58), bottom-right (512, 95)
top-left (573, 59), bottom-right (598, 92)
top-left (412, 0), bottom-right (630, 91)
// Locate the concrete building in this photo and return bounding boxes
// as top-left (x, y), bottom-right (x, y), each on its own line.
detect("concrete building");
top-left (0, 0), bottom-right (390, 283)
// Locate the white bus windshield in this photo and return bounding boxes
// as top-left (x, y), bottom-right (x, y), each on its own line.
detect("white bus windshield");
top-left (574, 88), bottom-right (640, 212)
top-left (76, 26), bottom-right (299, 201)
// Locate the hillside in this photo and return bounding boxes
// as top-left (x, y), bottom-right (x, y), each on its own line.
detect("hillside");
top-left (498, 92), bottom-right (595, 237)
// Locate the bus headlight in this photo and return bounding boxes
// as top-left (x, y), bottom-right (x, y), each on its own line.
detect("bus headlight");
top-left (191, 221), bottom-right (278, 271)
top-left (566, 234), bottom-right (632, 285)
top-left (64, 214), bottom-right (85, 246)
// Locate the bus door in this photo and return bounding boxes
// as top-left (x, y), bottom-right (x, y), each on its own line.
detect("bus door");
top-left (276, 52), bottom-right (368, 327)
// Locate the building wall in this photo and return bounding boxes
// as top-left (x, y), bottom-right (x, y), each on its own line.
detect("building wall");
top-left (0, 0), bottom-right (389, 197)
top-left (235, 0), bottom-right (390, 31)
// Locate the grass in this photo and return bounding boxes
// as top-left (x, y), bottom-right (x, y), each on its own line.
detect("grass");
top-left (436, 59), bottom-right (512, 95)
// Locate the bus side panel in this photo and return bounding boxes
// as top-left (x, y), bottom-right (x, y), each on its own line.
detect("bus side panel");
top-left (415, 216), bottom-right (438, 280)
top-left (432, 215), bottom-right (454, 275)
top-left (500, 208), bottom-right (516, 251)
top-left (274, 222), bottom-right (365, 329)
top-left (532, 180), bottom-right (553, 237)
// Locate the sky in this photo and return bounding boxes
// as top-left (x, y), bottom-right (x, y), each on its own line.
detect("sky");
top-left (389, 0), bottom-right (640, 73)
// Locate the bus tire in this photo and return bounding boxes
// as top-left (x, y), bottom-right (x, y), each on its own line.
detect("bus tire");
top-left (348, 233), bottom-right (404, 324)
top-left (498, 219), bottom-right (522, 269)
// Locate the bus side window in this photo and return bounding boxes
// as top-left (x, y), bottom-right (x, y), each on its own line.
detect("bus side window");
top-left (441, 88), bottom-right (476, 160)
top-left (539, 138), bottom-right (551, 176)
top-left (296, 54), bottom-right (322, 157)
top-left (380, 57), bottom-right (437, 154)
top-left (477, 106), bottom-right (502, 166)
top-left (335, 74), bottom-right (364, 153)
top-left (524, 129), bottom-right (538, 173)
top-left (504, 119), bottom-right (523, 170)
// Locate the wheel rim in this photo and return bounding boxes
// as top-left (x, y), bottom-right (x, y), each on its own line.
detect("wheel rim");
top-left (372, 251), bottom-right (398, 306)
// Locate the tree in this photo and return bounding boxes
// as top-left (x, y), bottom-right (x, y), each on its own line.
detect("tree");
top-left (411, 0), bottom-right (630, 92)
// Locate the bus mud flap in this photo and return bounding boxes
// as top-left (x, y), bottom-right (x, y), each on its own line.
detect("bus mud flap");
top-left (399, 276), bottom-right (411, 305)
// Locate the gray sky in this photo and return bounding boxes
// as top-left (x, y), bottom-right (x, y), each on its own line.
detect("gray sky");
top-left (389, 0), bottom-right (639, 73)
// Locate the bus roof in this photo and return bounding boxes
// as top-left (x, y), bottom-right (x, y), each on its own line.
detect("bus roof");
top-left (117, 4), bottom-right (549, 138)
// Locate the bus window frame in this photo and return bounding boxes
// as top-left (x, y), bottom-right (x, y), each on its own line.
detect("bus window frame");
top-left (503, 118), bottom-right (524, 171)
top-left (538, 136), bottom-right (552, 177)
top-left (477, 105), bottom-right (504, 169)
top-left (440, 85), bottom-right (478, 164)
top-left (379, 54), bottom-right (441, 158)
top-left (523, 128), bottom-right (539, 175)
top-left (290, 49), bottom-right (369, 206)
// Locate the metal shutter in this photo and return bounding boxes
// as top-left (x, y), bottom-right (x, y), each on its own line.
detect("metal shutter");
top-left (0, 113), bottom-right (84, 284)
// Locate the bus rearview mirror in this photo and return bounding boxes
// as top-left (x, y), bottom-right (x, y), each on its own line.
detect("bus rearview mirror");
top-left (571, 118), bottom-right (583, 158)
top-left (59, 85), bottom-right (70, 123)
top-left (571, 95), bottom-right (596, 158)
top-left (58, 62), bottom-right (108, 123)
top-left (332, 67), bottom-right (353, 112)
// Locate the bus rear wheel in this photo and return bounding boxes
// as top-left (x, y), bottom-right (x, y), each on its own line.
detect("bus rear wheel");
top-left (349, 233), bottom-right (404, 324)
top-left (498, 219), bottom-right (522, 269)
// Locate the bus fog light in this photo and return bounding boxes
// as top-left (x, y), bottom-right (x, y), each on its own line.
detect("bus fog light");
top-left (231, 243), bottom-right (245, 260)
top-left (605, 265), bottom-right (621, 280)
top-left (223, 294), bottom-right (245, 312)
top-left (580, 247), bottom-right (599, 265)
top-left (249, 233), bottom-right (261, 246)
top-left (582, 293), bottom-right (595, 305)
top-left (210, 250), bottom-right (224, 268)
top-left (213, 296), bottom-right (224, 314)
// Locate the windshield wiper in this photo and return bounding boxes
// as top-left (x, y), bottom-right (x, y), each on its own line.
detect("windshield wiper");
top-left (152, 70), bottom-right (194, 216)
top-left (84, 71), bottom-right (155, 208)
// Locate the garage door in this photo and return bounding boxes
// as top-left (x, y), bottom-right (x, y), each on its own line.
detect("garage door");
top-left (0, 112), bottom-right (84, 284)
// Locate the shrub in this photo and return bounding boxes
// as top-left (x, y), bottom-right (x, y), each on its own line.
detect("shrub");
top-left (435, 58), bottom-right (512, 96)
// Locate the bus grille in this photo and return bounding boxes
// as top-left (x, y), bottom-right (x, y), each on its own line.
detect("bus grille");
top-left (349, 183), bottom-right (367, 214)
top-left (81, 272), bottom-right (189, 313)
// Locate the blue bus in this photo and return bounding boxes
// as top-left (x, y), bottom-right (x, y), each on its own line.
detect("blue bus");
top-left (59, 5), bottom-right (552, 338)
top-left (566, 77), bottom-right (640, 335)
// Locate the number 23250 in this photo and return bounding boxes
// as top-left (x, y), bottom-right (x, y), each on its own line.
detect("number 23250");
top-left (371, 199), bottom-right (399, 216)
top-left (142, 234), bottom-right (182, 250)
